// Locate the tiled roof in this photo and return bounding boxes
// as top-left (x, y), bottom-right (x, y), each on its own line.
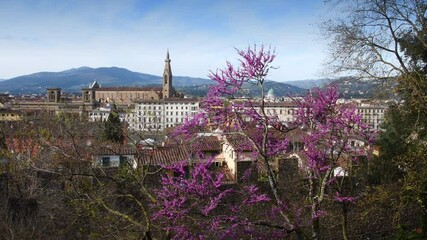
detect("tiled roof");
top-left (138, 145), bottom-right (190, 166)
top-left (94, 146), bottom-right (138, 156)
top-left (134, 98), bottom-right (199, 104)
top-left (285, 128), bottom-right (307, 142)
top-left (6, 137), bottom-right (39, 157)
top-left (191, 136), bottom-right (222, 152)
top-left (96, 87), bottom-right (162, 91)
top-left (0, 109), bottom-right (22, 113)
top-left (226, 135), bottom-right (254, 151)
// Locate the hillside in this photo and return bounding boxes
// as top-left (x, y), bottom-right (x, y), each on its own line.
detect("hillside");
top-left (177, 81), bottom-right (306, 97)
top-left (330, 77), bottom-right (395, 99)
top-left (283, 79), bottom-right (333, 89)
top-left (0, 67), bottom-right (213, 94)
top-left (284, 77), bottom-right (395, 99)
top-left (0, 67), bottom-right (305, 96)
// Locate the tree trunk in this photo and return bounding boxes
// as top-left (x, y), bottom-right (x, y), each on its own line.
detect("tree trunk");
top-left (295, 229), bottom-right (304, 240)
top-left (312, 200), bottom-right (320, 240)
top-left (143, 230), bottom-right (152, 240)
top-left (341, 204), bottom-right (349, 240)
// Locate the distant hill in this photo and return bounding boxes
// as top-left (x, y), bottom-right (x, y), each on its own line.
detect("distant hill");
top-left (330, 77), bottom-right (395, 99)
top-left (0, 67), bottom-right (213, 94)
top-left (0, 67), bottom-right (305, 97)
top-left (283, 79), bottom-right (333, 89)
top-left (283, 77), bottom-right (395, 99)
top-left (178, 80), bottom-right (306, 97)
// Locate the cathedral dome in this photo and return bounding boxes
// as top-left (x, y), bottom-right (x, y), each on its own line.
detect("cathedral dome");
top-left (267, 88), bottom-right (276, 99)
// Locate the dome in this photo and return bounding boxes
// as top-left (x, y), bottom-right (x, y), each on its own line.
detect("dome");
top-left (267, 88), bottom-right (275, 99)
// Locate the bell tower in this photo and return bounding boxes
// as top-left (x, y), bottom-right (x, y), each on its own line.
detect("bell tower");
top-left (47, 88), bottom-right (61, 103)
top-left (163, 50), bottom-right (173, 99)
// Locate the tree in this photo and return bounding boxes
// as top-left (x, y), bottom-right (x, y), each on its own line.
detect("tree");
top-left (174, 45), bottom-right (303, 237)
top-left (167, 45), bottom-right (372, 239)
top-left (152, 160), bottom-right (276, 239)
top-left (103, 104), bottom-right (125, 144)
top-left (324, 0), bottom-right (427, 236)
top-left (323, 0), bottom-right (427, 114)
top-left (324, 0), bottom-right (426, 77)
top-left (293, 85), bottom-right (372, 240)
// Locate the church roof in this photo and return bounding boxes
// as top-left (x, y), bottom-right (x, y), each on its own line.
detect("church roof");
top-left (94, 87), bottom-right (163, 91)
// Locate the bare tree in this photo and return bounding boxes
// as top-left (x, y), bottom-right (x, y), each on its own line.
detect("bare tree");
top-left (323, 0), bottom-right (426, 78)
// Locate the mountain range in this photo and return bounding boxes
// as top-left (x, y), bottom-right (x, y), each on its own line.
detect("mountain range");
top-left (0, 67), bottom-right (390, 98)
top-left (0, 67), bottom-right (306, 96)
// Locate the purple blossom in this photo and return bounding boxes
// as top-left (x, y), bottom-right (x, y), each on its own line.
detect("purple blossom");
top-left (335, 192), bottom-right (356, 204)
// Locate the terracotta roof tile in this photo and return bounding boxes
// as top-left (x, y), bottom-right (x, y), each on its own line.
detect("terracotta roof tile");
top-left (96, 87), bottom-right (162, 91)
top-left (138, 145), bottom-right (190, 166)
top-left (191, 136), bottom-right (222, 152)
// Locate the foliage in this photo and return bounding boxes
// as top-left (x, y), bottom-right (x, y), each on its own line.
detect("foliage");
top-left (325, 0), bottom-right (427, 236)
top-left (103, 104), bottom-right (125, 144)
top-left (293, 85), bottom-right (372, 240)
top-left (152, 160), bottom-right (277, 239)
top-left (167, 45), bottom-right (373, 239)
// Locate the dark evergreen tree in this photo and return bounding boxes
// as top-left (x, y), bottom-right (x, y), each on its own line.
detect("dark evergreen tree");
top-left (103, 104), bottom-right (124, 144)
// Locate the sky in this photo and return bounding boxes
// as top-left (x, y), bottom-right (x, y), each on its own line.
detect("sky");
top-left (0, 0), bottom-right (331, 82)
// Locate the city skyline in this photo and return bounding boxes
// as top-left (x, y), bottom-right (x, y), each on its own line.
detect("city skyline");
top-left (0, 0), bottom-right (332, 81)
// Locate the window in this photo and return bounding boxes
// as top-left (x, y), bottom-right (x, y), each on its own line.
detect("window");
top-left (120, 156), bottom-right (128, 166)
top-left (102, 157), bottom-right (111, 167)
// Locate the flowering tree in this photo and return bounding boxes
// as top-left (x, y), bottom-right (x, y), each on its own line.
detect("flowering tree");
top-left (293, 85), bottom-right (372, 240)
top-left (155, 45), bottom-right (372, 239)
top-left (152, 160), bottom-right (275, 239)
top-left (168, 45), bottom-right (302, 238)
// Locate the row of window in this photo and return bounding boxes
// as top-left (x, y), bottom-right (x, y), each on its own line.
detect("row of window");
top-left (137, 111), bottom-right (194, 116)
top-left (358, 108), bottom-right (385, 114)
top-left (138, 105), bottom-right (197, 110)
top-left (135, 117), bottom-right (186, 123)
top-left (0, 113), bottom-right (20, 117)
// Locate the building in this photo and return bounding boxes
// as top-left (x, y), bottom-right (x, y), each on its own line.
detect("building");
top-left (0, 109), bottom-right (23, 121)
top-left (82, 50), bottom-right (178, 105)
top-left (238, 99), bottom-right (387, 131)
top-left (356, 102), bottom-right (386, 130)
top-left (83, 50), bottom-right (201, 131)
top-left (11, 50), bottom-right (179, 119)
top-left (11, 87), bottom-right (94, 117)
top-left (126, 98), bottom-right (200, 131)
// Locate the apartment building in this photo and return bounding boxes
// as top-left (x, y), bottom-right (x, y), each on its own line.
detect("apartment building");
top-left (126, 98), bottom-right (200, 131)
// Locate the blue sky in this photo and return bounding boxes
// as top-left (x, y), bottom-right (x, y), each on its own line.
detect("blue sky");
top-left (0, 0), bottom-right (330, 81)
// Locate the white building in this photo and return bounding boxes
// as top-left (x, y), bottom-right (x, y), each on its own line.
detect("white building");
top-left (88, 105), bottom-right (127, 122)
top-left (233, 99), bottom-right (387, 131)
top-left (88, 106), bottom-right (112, 122)
top-left (356, 103), bottom-right (387, 130)
top-left (126, 98), bottom-right (200, 131)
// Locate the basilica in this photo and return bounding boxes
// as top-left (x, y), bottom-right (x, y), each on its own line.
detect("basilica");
top-left (81, 50), bottom-right (178, 105)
